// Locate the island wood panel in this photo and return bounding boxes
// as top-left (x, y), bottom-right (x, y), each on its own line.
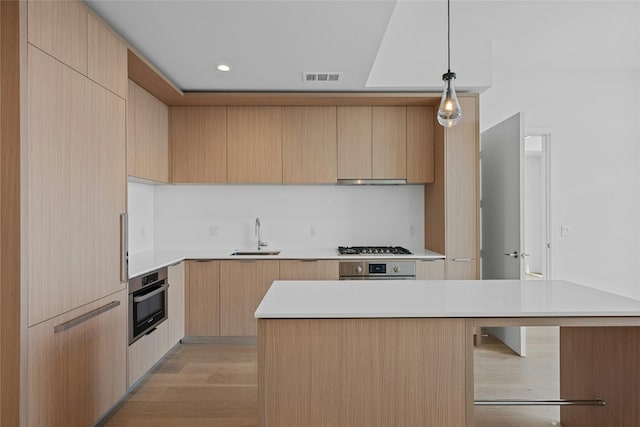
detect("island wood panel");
top-left (27, 0), bottom-right (88, 75)
top-left (416, 260), bottom-right (445, 280)
top-left (259, 318), bottom-right (467, 427)
top-left (0, 2), bottom-right (21, 424)
top-left (167, 262), bottom-right (185, 345)
top-left (407, 105), bottom-right (435, 183)
top-left (282, 106), bottom-right (337, 183)
top-left (27, 46), bottom-right (126, 326)
top-left (227, 106), bottom-right (282, 184)
top-left (372, 106), bottom-right (406, 179)
top-left (220, 261), bottom-right (279, 336)
top-left (87, 13), bottom-right (127, 99)
top-left (424, 123), bottom-right (446, 255)
top-left (279, 260), bottom-right (339, 281)
top-left (560, 326), bottom-right (640, 427)
top-left (337, 106), bottom-right (372, 179)
top-left (445, 96), bottom-right (478, 264)
top-left (129, 80), bottom-right (169, 182)
top-left (170, 106), bottom-right (227, 183)
top-left (27, 290), bottom-right (127, 427)
top-left (186, 261), bottom-right (220, 337)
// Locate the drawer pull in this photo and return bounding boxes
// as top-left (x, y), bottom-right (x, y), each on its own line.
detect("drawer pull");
top-left (452, 258), bottom-right (471, 262)
top-left (54, 300), bottom-right (120, 333)
top-left (133, 284), bottom-right (169, 303)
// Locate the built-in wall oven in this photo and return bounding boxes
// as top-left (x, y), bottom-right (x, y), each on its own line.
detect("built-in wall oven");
top-left (128, 267), bottom-right (169, 344)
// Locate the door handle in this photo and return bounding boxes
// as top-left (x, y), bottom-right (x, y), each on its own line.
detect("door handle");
top-left (504, 251), bottom-right (519, 258)
top-left (521, 253), bottom-right (530, 258)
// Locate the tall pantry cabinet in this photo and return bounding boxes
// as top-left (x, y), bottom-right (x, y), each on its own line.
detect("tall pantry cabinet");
top-left (24, 1), bottom-right (128, 425)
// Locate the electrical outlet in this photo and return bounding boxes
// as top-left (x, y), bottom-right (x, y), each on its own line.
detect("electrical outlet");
top-left (209, 225), bottom-right (219, 237)
top-left (561, 225), bottom-right (572, 236)
top-left (310, 225), bottom-right (317, 236)
top-left (409, 225), bottom-right (416, 236)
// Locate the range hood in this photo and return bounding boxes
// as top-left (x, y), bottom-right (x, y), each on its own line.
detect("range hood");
top-left (337, 179), bottom-right (407, 185)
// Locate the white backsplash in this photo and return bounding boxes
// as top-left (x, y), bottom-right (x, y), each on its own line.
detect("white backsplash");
top-left (128, 182), bottom-right (155, 254)
top-left (148, 184), bottom-right (425, 251)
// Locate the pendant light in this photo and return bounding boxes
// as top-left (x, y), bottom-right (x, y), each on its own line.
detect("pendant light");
top-left (437, 0), bottom-right (462, 127)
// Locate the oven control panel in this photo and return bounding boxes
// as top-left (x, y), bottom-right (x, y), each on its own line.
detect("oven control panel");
top-left (339, 261), bottom-right (416, 279)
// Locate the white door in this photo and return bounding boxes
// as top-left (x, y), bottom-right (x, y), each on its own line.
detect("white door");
top-left (481, 113), bottom-right (526, 356)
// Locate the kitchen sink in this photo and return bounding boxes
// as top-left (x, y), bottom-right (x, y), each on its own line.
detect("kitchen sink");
top-left (230, 250), bottom-right (281, 256)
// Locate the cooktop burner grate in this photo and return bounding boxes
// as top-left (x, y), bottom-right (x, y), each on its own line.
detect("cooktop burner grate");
top-left (338, 246), bottom-right (413, 256)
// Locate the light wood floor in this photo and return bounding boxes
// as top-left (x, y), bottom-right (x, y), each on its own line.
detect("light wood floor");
top-left (101, 327), bottom-right (560, 427)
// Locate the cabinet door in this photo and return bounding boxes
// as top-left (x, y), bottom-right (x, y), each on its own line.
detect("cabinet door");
top-left (128, 80), bottom-right (169, 182)
top-left (337, 106), bottom-right (372, 179)
top-left (407, 106), bottom-right (435, 184)
top-left (445, 97), bottom-right (479, 260)
top-left (127, 319), bottom-right (169, 387)
top-left (279, 260), bottom-right (339, 280)
top-left (227, 106), bottom-right (282, 183)
top-left (283, 106), bottom-right (337, 183)
top-left (27, 46), bottom-right (126, 326)
top-left (186, 261), bottom-right (220, 337)
top-left (220, 260), bottom-right (279, 336)
top-left (416, 260), bottom-right (445, 280)
top-left (27, 290), bottom-right (127, 427)
top-left (88, 14), bottom-right (127, 98)
top-left (28, 0), bottom-right (87, 75)
top-left (170, 106), bottom-right (227, 183)
top-left (168, 262), bottom-right (185, 345)
top-left (445, 260), bottom-right (478, 280)
top-left (372, 106), bottom-right (406, 179)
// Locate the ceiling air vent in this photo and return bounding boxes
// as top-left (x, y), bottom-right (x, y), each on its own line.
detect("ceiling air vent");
top-left (303, 72), bottom-right (343, 83)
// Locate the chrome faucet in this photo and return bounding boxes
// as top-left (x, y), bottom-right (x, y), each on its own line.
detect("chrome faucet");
top-left (255, 217), bottom-right (268, 250)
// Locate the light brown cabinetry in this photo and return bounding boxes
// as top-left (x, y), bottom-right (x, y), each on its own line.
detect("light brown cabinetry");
top-left (279, 260), bottom-right (339, 280)
top-left (282, 106), bottom-right (337, 183)
top-left (186, 260), bottom-right (220, 336)
top-left (227, 106), bottom-right (282, 183)
top-left (27, 290), bottom-right (127, 427)
top-left (337, 106), bottom-right (372, 179)
top-left (416, 260), bottom-right (445, 280)
top-left (27, 46), bottom-right (126, 326)
top-left (407, 106), bottom-right (435, 184)
top-left (168, 262), bottom-right (186, 345)
top-left (127, 319), bottom-right (169, 387)
top-left (372, 106), bottom-right (407, 179)
top-left (127, 80), bottom-right (169, 182)
top-left (425, 96), bottom-right (479, 280)
top-left (27, 0), bottom-right (88, 75)
top-left (170, 106), bottom-right (227, 183)
top-left (220, 260), bottom-right (279, 336)
top-left (87, 14), bottom-right (127, 98)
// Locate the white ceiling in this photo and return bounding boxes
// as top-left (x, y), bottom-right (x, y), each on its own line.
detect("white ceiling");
top-left (85, 0), bottom-right (640, 93)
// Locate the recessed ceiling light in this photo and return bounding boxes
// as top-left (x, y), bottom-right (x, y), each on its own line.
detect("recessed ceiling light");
top-left (217, 64), bottom-right (231, 72)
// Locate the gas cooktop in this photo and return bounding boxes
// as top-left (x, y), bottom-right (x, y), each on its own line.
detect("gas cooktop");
top-left (337, 246), bottom-right (413, 256)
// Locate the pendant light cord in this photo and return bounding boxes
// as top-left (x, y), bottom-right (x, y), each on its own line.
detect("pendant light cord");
top-left (447, 0), bottom-right (451, 73)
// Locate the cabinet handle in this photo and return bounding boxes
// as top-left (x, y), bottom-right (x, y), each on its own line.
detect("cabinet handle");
top-left (452, 258), bottom-right (471, 262)
top-left (53, 300), bottom-right (120, 333)
top-left (133, 284), bottom-right (169, 303)
top-left (120, 213), bottom-right (128, 282)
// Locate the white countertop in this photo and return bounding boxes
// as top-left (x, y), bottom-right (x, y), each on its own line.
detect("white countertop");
top-left (254, 280), bottom-right (640, 318)
top-left (128, 248), bottom-right (445, 278)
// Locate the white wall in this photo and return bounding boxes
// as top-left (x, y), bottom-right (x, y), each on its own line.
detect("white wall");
top-left (153, 185), bottom-right (425, 251)
top-left (477, 2), bottom-right (640, 298)
top-left (128, 182), bottom-right (155, 255)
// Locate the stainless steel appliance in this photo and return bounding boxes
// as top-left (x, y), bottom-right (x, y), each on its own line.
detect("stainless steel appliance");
top-left (338, 246), bottom-right (413, 256)
top-left (128, 267), bottom-right (169, 344)
top-left (339, 260), bottom-right (416, 280)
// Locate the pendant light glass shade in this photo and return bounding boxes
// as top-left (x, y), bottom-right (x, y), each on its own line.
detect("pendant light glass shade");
top-left (437, 71), bottom-right (462, 127)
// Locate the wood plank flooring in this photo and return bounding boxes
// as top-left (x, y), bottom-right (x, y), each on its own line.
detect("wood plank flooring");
top-left (101, 328), bottom-right (560, 426)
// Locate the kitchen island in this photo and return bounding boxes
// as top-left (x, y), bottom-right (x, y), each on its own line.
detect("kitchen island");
top-left (255, 280), bottom-right (640, 427)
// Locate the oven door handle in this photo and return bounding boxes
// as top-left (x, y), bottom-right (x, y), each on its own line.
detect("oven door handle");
top-left (133, 284), bottom-right (169, 303)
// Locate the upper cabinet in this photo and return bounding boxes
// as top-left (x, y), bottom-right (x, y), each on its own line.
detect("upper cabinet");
top-left (372, 106), bottom-right (406, 179)
top-left (170, 106), bottom-right (227, 183)
top-left (407, 106), bottom-right (435, 184)
top-left (127, 80), bottom-right (169, 183)
top-left (87, 14), bottom-right (127, 98)
top-left (227, 106), bottom-right (283, 184)
top-left (282, 106), bottom-right (337, 184)
top-left (28, 0), bottom-right (88, 75)
top-left (337, 106), bottom-right (372, 179)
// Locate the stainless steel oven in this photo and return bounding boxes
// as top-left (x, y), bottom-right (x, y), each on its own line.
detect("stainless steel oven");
top-left (339, 261), bottom-right (416, 280)
top-left (128, 267), bottom-right (169, 344)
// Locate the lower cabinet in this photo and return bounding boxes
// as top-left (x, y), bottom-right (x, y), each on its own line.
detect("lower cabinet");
top-left (220, 260), bottom-right (279, 336)
top-left (186, 260), bottom-right (220, 336)
top-left (127, 320), bottom-right (169, 387)
top-left (279, 260), bottom-right (339, 280)
top-left (416, 260), bottom-right (445, 280)
top-left (27, 290), bottom-right (127, 427)
top-left (168, 262), bottom-right (186, 344)
top-left (445, 259), bottom-right (478, 280)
